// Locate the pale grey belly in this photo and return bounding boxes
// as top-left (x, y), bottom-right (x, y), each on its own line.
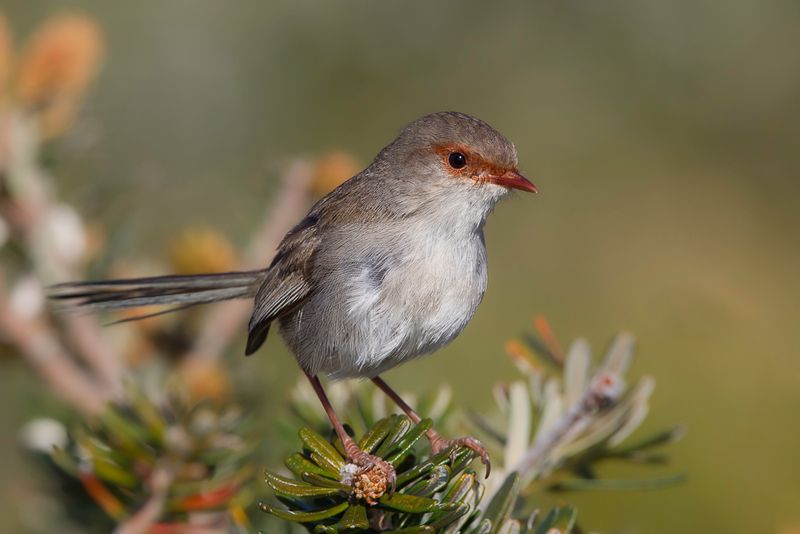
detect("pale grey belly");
top-left (279, 236), bottom-right (488, 379)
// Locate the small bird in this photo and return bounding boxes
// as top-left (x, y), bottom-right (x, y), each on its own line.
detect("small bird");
top-left (51, 111), bottom-right (537, 493)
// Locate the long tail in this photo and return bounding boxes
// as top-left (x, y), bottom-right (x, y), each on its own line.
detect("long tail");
top-left (49, 270), bottom-right (263, 322)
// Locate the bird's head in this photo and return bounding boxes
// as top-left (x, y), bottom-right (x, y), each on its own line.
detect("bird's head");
top-left (375, 112), bottom-right (537, 203)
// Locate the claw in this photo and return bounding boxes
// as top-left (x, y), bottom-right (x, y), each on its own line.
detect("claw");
top-left (431, 434), bottom-right (492, 478)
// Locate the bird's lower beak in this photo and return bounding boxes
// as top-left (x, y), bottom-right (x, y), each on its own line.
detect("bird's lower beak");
top-left (485, 170), bottom-right (538, 193)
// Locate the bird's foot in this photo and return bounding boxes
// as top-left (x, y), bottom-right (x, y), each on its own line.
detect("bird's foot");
top-left (339, 442), bottom-right (396, 505)
top-left (429, 432), bottom-right (492, 478)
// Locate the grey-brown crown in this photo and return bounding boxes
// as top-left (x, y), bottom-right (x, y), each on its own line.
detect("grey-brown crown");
top-left (395, 111), bottom-right (519, 170)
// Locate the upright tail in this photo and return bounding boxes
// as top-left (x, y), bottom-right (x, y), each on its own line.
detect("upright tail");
top-left (49, 270), bottom-right (264, 322)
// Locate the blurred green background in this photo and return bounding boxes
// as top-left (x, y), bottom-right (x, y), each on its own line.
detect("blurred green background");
top-left (2, 1), bottom-right (799, 532)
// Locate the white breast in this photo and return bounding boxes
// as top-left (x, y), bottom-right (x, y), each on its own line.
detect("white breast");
top-left (339, 222), bottom-right (488, 378)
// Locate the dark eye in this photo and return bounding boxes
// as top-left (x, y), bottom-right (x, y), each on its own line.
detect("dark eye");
top-left (448, 152), bottom-right (467, 169)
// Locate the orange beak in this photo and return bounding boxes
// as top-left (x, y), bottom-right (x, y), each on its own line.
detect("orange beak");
top-left (485, 170), bottom-right (538, 193)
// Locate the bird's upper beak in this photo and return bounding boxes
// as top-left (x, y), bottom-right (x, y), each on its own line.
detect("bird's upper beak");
top-left (485, 170), bottom-right (538, 193)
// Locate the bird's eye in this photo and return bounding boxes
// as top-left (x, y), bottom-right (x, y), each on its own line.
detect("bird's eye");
top-left (448, 152), bottom-right (467, 169)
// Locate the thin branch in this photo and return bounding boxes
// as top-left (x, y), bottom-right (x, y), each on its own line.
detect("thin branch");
top-left (514, 371), bottom-right (623, 480)
top-left (61, 313), bottom-right (123, 397)
top-left (0, 273), bottom-right (107, 415)
top-left (182, 160), bottom-right (314, 362)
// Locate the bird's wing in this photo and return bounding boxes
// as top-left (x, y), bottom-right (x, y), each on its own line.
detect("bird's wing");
top-left (245, 213), bottom-right (321, 355)
top-left (244, 170), bottom-right (407, 355)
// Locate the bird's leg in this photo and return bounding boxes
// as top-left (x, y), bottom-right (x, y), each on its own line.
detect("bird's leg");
top-left (303, 371), bottom-right (395, 501)
top-left (371, 376), bottom-right (491, 477)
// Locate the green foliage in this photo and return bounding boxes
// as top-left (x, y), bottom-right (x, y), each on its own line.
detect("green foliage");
top-left (48, 383), bottom-right (255, 531)
top-left (262, 415), bottom-right (482, 532)
top-left (262, 415), bottom-right (585, 533)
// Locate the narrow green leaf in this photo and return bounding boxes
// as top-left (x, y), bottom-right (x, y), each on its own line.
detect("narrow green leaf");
top-left (550, 505), bottom-right (577, 532)
top-left (521, 333), bottom-right (562, 369)
top-left (259, 500), bottom-right (349, 523)
top-left (302, 472), bottom-right (351, 491)
top-left (285, 452), bottom-right (338, 479)
top-left (97, 407), bottom-right (152, 459)
top-left (383, 527), bottom-right (435, 534)
top-left (299, 427), bottom-right (345, 473)
top-left (395, 458), bottom-right (437, 486)
top-left (335, 503), bottom-right (369, 530)
top-left (395, 444), bottom-right (474, 487)
top-left (450, 446), bottom-right (478, 475)
top-left (483, 472), bottom-right (520, 534)
top-left (265, 470), bottom-right (345, 498)
top-left (125, 383), bottom-right (166, 445)
top-left (74, 430), bottom-right (128, 465)
top-left (375, 415), bottom-right (412, 457)
top-left (358, 416), bottom-right (395, 453)
top-left (50, 446), bottom-right (79, 476)
top-left (533, 508), bottom-right (557, 534)
top-left (607, 425), bottom-right (686, 456)
top-left (91, 457), bottom-right (138, 489)
top-left (379, 492), bottom-right (458, 513)
top-left (441, 471), bottom-right (478, 503)
top-left (387, 418), bottom-right (433, 466)
top-left (427, 502), bottom-right (471, 530)
top-left (530, 505), bottom-right (577, 534)
top-left (403, 464), bottom-right (451, 497)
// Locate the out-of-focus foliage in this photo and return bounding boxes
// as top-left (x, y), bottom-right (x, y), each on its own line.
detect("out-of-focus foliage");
top-left (40, 382), bottom-right (255, 533)
top-left (472, 322), bottom-right (684, 502)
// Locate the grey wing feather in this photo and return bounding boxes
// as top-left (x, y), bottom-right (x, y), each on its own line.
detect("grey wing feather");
top-left (245, 273), bottom-right (310, 355)
top-left (245, 213), bottom-right (320, 355)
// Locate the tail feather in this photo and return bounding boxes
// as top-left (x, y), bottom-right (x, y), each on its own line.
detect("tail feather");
top-left (49, 270), bottom-right (263, 315)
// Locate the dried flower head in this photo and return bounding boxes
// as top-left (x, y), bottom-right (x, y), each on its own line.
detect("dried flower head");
top-left (15, 12), bottom-right (103, 136)
top-left (351, 464), bottom-right (389, 505)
